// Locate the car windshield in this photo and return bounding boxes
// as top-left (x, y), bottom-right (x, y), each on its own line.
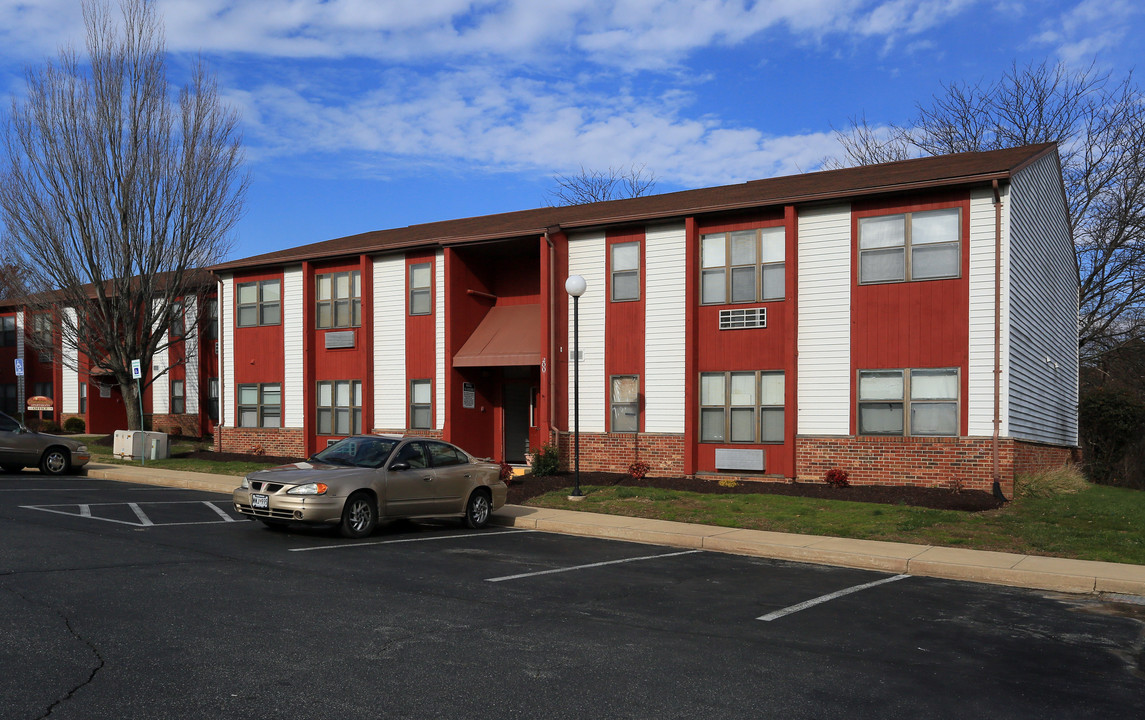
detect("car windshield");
top-left (311, 437), bottom-right (398, 469)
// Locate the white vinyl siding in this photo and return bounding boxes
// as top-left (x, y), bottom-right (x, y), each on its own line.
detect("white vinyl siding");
top-left (221, 276), bottom-right (235, 427)
top-left (152, 300), bottom-right (169, 415)
top-left (374, 255), bottom-right (407, 428)
top-left (797, 204), bottom-right (852, 435)
top-left (435, 250), bottom-right (446, 429)
top-left (644, 223), bottom-right (687, 433)
top-left (967, 186), bottom-right (1011, 437)
top-left (283, 266), bottom-right (305, 428)
top-left (567, 231), bottom-right (607, 433)
top-left (61, 307), bottom-right (79, 414)
top-left (184, 299), bottom-right (199, 414)
top-left (1007, 152), bottom-right (1078, 445)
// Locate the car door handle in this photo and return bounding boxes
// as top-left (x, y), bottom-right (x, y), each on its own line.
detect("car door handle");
top-left (421, 476), bottom-right (433, 482)
top-left (464, 474), bottom-right (471, 478)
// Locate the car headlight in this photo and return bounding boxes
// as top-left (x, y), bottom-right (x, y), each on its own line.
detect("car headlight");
top-left (240, 477), bottom-right (250, 490)
top-left (75, 445), bottom-right (88, 454)
top-left (287, 483), bottom-right (328, 495)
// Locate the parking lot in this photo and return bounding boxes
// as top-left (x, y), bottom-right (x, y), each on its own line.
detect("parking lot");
top-left (2, 475), bottom-right (1143, 719)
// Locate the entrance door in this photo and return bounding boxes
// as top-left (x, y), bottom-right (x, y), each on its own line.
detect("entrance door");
top-left (502, 383), bottom-right (530, 464)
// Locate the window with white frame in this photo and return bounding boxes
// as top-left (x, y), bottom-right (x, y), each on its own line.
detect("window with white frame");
top-left (410, 379), bottom-right (432, 429)
top-left (317, 380), bottom-right (362, 435)
top-left (236, 280), bottom-right (281, 327)
top-left (699, 371), bottom-right (785, 443)
top-left (610, 375), bottom-right (639, 432)
top-left (316, 271), bottom-right (362, 329)
top-left (858, 207), bottom-right (960, 284)
top-left (610, 242), bottom-right (640, 302)
top-left (171, 380), bottom-right (185, 414)
top-left (237, 383), bottom-right (281, 428)
top-left (701, 227), bottom-right (785, 305)
top-left (79, 383), bottom-right (87, 414)
top-left (409, 263), bottom-right (432, 316)
top-left (857, 368), bottom-right (959, 436)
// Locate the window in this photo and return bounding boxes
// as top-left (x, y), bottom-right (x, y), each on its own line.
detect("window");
top-left (171, 380), bottom-right (185, 414)
top-left (317, 380), bottom-right (362, 435)
top-left (427, 441), bottom-right (467, 467)
top-left (391, 441), bottom-right (429, 469)
top-left (237, 383), bottom-right (281, 428)
top-left (699, 371), bottom-right (785, 443)
top-left (236, 280), bottom-right (281, 327)
top-left (33, 382), bottom-right (53, 400)
top-left (204, 299), bottom-right (218, 340)
top-left (858, 368), bottom-right (958, 436)
top-left (33, 314), bottom-right (52, 362)
top-left (0, 384), bottom-right (16, 416)
top-left (610, 375), bottom-right (639, 432)
top-left (410, 379), bottom-right (432, 429)
top-left (207, 378), bottom-right (219, 422)
top-left (409, 263), bottom-right (432, 316)
top-left (610, 242), bottom-right (640, 302)
top-left (79, 383), bottom-right (87, 414)
top-left (316, 271), bottom-right (362, 329)
top-left (0, 316), bottom-right (15, 347)
top-left (859, 208), bottom-right (960, 284)
top-left (170, 301), bottom-right (185, 338)
top-left (701, 227), bottom-right (785, 305)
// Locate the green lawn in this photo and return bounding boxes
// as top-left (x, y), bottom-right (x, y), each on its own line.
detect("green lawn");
top-left (80, 435), bottom-right (278, 477)
top-left (522, 484), bottom-right (1145, 565)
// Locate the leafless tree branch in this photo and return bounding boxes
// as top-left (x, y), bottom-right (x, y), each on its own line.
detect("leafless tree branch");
top-left (547, 163), bottom-right (657, 206)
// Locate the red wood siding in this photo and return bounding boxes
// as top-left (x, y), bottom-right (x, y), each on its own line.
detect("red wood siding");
top-left (605, 227), bottom-right (645, 432)
top-left (231, 270), bottom-right (285, 402)
top-left (405, 250), bottom-right (437, 429)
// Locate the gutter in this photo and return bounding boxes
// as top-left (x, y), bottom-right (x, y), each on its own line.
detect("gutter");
top-left (992, 180), bottom-right (1006, 501)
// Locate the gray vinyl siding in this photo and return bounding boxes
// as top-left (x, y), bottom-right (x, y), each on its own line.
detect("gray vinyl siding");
top-left (1006, 152), bottom-right (1078, 445)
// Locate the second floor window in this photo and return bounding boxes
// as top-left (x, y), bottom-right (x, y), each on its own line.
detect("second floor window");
top-left (236, 280), bottom-right (281, 327)
top-left (0, 316), bottom-right (15, 347)
top-left (409, 263), bottom-right (432, 316)
top-left (33, 314), bottom-right (52, 362)
top-left (610, 242), bottom-right (640, 302)
top-left (316, 271), bottom-right (362, 329)
top-left (701, 227), bottom-right (785, 305)
top-left (859, 207), bottom-right (960, 284)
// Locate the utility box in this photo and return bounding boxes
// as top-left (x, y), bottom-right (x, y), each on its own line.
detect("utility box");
top-left (113, 430), bottom-right (170, 460)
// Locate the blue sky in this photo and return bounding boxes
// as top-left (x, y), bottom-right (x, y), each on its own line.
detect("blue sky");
top-left (1, 0), bottom-right (1142, 261)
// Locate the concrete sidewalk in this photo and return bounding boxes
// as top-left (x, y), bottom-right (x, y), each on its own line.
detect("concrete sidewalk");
top-left (83, 463), bottom-right (1145, 596)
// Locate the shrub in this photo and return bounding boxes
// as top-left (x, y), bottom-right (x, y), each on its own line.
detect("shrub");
top-left (39, 419), bottom-right (63, 434)
top-left (628, 460), bottom-right (651, 479)
top-left (1079, 388), bottom-right (1145, 485)
top-left (168, 425), bottom-right (183, 437)
top-left (824, 468), bottom-right (850, 488)
top-left (1014, 464), bottom-right (1090, 499)
top-left (530, 442), bottom-right (560, 477)
top-left (63, 417), bottom-right (86, 433)
top-left (499, 461), bottom-right (513, 483)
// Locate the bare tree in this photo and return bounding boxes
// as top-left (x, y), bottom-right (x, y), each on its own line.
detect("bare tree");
top-left (0, 0), bottom-right (247, 429)
top-left (547, 163), bottom-right (657, 206)
top-left (830, 61), bottom-right (1145, 364)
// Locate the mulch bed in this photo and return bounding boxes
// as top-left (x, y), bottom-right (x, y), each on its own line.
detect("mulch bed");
top-left (507, 471), bottom-right (1004, 512)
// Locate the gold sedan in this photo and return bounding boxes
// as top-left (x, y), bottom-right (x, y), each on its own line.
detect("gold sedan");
top-left (232, 435), bottom-right (507, 538)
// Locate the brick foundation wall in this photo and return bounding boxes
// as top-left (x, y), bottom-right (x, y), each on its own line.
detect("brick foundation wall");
top-left (151, 413), bottom-right (201, 439)
top-left (216, 426), bottom-right (306, 458)
top-left (1014, 440), bottom-right (1078, 476)
top-left (554, 432), bottom-right (686, 476)
top-left (796, 436), bottom-right (1017, 495)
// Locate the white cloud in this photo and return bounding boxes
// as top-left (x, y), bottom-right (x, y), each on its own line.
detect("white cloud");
top-left (1032, 0), bottom-right (1142, 64)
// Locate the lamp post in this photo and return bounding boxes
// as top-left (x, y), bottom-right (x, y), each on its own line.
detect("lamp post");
top-left (565, 274), bottom-right (586, 498)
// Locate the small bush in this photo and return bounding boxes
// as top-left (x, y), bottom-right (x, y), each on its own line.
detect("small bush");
top-left (717, 478), bottom-right (739, 488)
top-left (825, 468), bottom-right (850, 488)
top-left (1014, 464), bottom-right (1090, 499)
top-left (499, 461), bottom-right (513, 483)
top-left (628, 460), bottom-right (651, 479)
top-left (531, 442), bottom-right (560, 477)
top-left (39, 419), bottom-right (63, 434)
top-left (168, 425), bottom-right (183, 437)
top-left (63, 417), bottom-right (86, 433)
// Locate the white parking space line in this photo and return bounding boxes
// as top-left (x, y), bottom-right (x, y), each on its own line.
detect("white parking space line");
top-left (486, 549), bottom-right (703, 583)
top-left (79, 504), bottom-right (91, 518)
top-left (127, 503), bottom-right (154, 527)
top-left (203, 501), bottom-right (238, 522)
top-left (290, 529), bottom-right (535, 552)
top-left (757, 574), bottom-right (910, 622)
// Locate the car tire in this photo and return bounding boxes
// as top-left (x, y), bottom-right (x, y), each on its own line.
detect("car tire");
top-left (463, 489), bottom-right (492, 529)
top-left (1, 464), bottom-right (23, 474)
top-left (339, 492), bottom-right (377, 539)
top-left (39, 448), bottom-right (71, 476)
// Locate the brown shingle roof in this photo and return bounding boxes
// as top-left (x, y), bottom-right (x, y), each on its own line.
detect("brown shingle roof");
top-left (211, 143), bottom-right (1057, 273)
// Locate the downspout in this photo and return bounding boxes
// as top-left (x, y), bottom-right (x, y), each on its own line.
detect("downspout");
top-left (544, 231), bottom-right (556, 435)
top-left (210, 270), bottom-right (223, 452)
top-left (992, 180), bottom-right (1006, 502)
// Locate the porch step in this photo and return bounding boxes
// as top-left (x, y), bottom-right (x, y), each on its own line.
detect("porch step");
top-left (510, 465), bottom-right (531, 477)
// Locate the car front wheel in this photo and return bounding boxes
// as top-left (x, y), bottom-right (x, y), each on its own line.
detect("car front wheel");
top-left (463, 489), bottom-right (492, 529)
top-left (40, 448), bottom-right (71, 476)
top-left (339, 492), bottom-right (377, 539)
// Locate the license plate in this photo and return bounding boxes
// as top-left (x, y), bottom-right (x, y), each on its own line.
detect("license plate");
top-left (251, 494), bottom-right (269, 510)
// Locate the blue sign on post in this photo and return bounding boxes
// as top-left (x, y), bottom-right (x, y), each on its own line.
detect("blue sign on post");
top-left (131, 359), bottom-right (142, 379)
top-left (13, 359), bottom-right (23, 377)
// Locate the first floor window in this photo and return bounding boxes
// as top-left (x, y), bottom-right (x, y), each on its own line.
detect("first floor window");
top-left (317, 380), bottom-right (362, 435)
top-left (207, 378), bottom-right (219, 422)
top-left (238, 383), bottom-right (281, 428)
top-left (410, 379), bottom-right (432, 429)
top-left (32, 382), bottom-right (53, 400)
top-left (171, 380), bottom-right (186, 414)
top-left (610, 375), bottom-right (639, 432)
top-left (0, 384), bottom-right (16, 415)
top-left (700, 371), bottom-right (785, 443)
top-left (858, 368), bottom-right (958, 436)
top-left (79, 383), bottom-right (87, 414)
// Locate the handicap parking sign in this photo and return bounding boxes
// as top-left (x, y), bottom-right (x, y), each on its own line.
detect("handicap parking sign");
top-left (13, 359), bottom-right (23, 377)
top-left (131, 359), bottom-right (141, 379)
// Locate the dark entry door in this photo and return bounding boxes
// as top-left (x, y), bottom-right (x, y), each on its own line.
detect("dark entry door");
top-left (502, 383), bottom-right (530, 464)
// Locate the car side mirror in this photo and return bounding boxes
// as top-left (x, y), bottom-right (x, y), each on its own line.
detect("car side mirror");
top-left (389, 461), bottom-right (410, 472)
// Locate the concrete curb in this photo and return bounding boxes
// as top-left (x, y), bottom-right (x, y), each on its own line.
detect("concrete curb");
top-left (84, 464), bottom-right (1145, 596)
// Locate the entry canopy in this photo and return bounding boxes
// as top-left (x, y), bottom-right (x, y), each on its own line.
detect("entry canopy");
top-left (454, 304), bottom-right (541, 367)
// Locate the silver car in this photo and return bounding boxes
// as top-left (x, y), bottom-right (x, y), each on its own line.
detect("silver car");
top-left (232, 435), bottom-right (507, 538)
top-left (0, 411), bottom-right (91, 476)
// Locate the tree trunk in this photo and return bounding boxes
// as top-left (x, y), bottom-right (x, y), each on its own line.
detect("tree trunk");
top-left (120, 377), bottom-right (144, 431)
